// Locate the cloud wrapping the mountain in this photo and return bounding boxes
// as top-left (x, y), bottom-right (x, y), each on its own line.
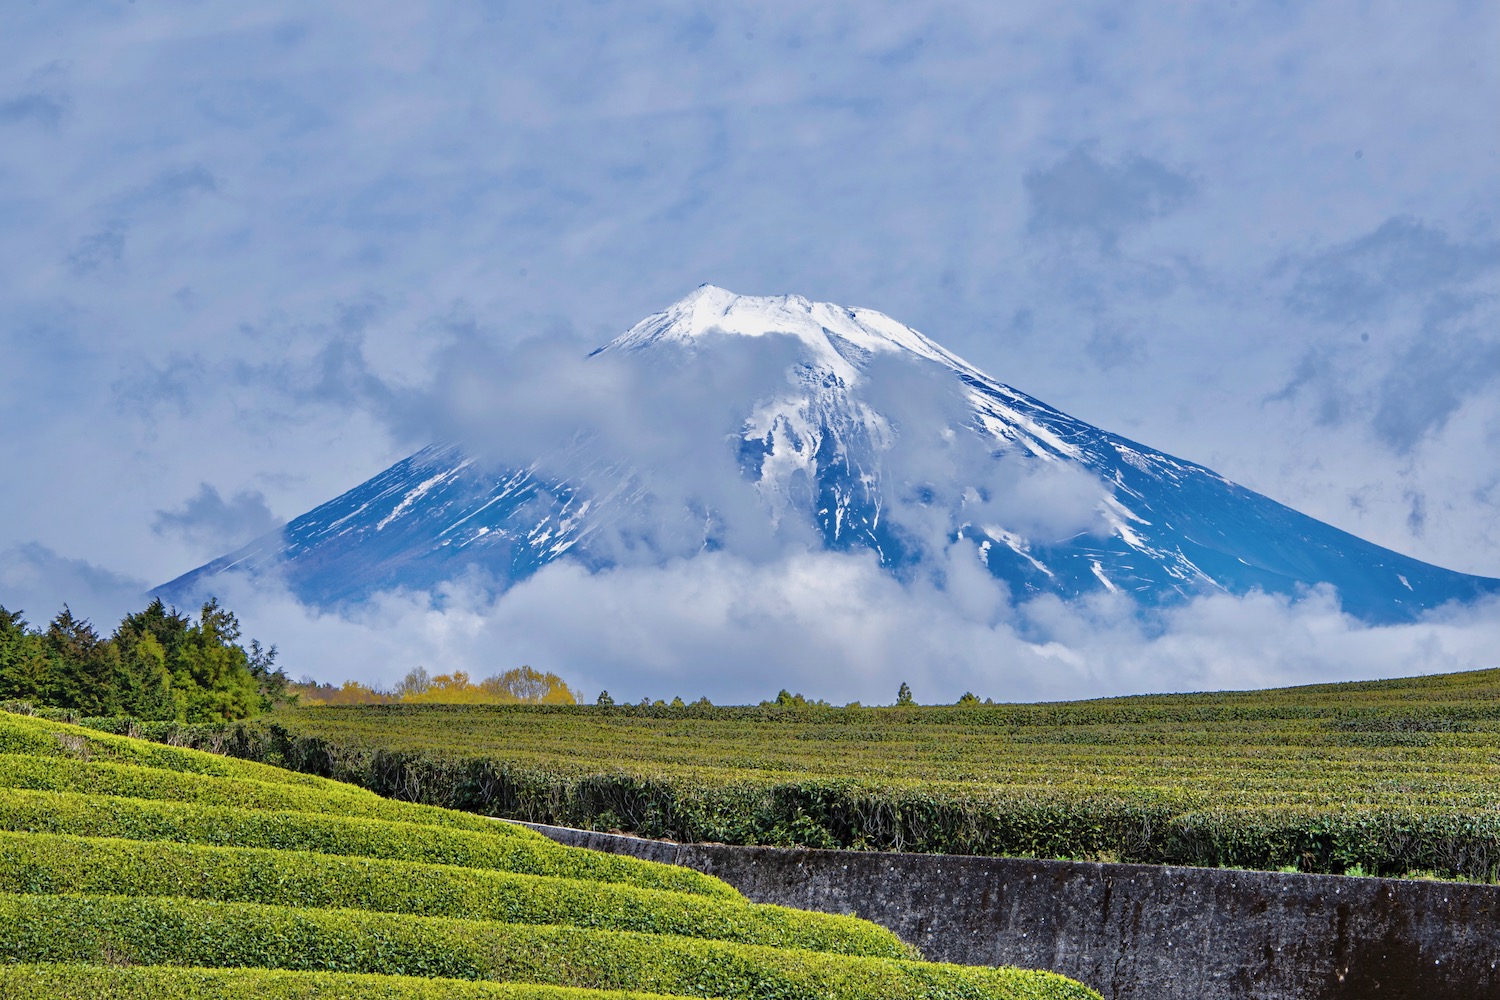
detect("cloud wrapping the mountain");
top-left (213, 550), bottom-right (1500, 705)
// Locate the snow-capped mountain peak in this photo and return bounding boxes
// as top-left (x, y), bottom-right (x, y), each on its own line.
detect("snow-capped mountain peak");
top-left (602, 284), bottom-right (979, 383)
top-left (155, 286), bottom-right (1500, 624)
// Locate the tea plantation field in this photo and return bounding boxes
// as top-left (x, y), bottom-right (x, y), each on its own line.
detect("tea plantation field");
top-left (107, 668), bottom-right (1500, 882)
top-left (0, 709), bottom-right (1097, 999)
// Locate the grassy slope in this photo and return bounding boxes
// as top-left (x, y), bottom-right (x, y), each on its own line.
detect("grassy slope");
top-left (0, 710), bottom-right (1097, 1000)
top-left (111, 668), bottom-right (1500, 879)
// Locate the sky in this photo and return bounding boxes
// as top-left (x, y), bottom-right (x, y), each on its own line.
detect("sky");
top-left (2, 2), bottom-right (1498, 702)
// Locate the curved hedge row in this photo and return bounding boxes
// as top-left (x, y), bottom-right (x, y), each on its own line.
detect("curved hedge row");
top-left (0, 830), bottom-right (908, 958)
top-left (0, 712), bottom-right (329, 786)
top-left (0, 893), bottom-right (1096, 1000)
top-left (0, 709), bottom-right (1098, 999)
top-left (0, 753), bottom-right (539, 838)
top-left (0, 789), bottom-right (740, 901)
top-left (0, 964), bottom-right (693, 999)
top-left (143, 672), bottom-right (1500, 881)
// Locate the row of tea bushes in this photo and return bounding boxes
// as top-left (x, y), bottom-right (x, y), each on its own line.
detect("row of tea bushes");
top-left (0, 709), bottom-right (1098, 1000)
top-left (94, 667), bottom-right (1500, 880)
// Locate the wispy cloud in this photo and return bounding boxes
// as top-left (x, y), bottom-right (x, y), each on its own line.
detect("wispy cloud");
top-left (152, 484), bottom-right (283, 558)
top-left (1286, 217), bottom-right (1500, 323)
top-left (0, 543), bottom-right (148, 626)
top-left (1025, 147), bottom-right (1195, 252)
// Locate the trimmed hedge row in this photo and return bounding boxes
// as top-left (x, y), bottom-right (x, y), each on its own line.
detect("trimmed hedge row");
top-left (0, 964), bottom-right (691, 1000)
top-left (0, 753), bottom-right (539, 838)
top-left (1169, 805), bottom-right (1500, 880)
top-left (161, 700), bottom-right (1500, 880)
top-left (0, 830), bottom-right (908, 958)
top-left (0, 789), bottom-right (741, 901)
top-left (0, 893), bottom-right (1098, 1000)
top-left (0, 713), bottom-right (329, 787)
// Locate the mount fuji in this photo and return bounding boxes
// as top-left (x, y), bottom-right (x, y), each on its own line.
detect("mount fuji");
top-left (157, 286), bottom-right (1500, 623)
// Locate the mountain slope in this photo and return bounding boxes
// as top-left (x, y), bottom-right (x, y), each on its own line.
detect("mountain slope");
top-left (156, 286), bottom-right (1500, 622)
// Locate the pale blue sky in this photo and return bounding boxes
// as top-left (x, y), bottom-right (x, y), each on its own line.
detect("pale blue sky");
top-left (2, 2), bottom-right (1497, 697)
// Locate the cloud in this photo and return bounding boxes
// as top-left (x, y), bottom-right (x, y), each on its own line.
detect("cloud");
top-left (1370, 313), bottom-right (1500, 454)
top-left (0, 92), bottom-right (69, 128)
top-left (0, 543), bottom-right (148, 627)
top-left (1270, 217), bottom-right (1500, 454)
top-left (0, 62), bottom-right (71, 129)
top-left (209, 549), bottom-right (1500, 705)
top-left (854, 353), bottom-right (1108, 549)
top-left (66, 222), bottom-right (126, 275)
top-left (1264, 344), bottom-right (1351, 428)
top-left (326, 322), bottom-right (1113, 576)
top-left (63, 166), bottom-right (220, 276)
top-left (1024, 146), bottom-right (1194, 250)
top-left (152, 484), bottom-right (283, 557)
top-left (123, 165), bottom-right (219, 209)
top-left (1286, 217), bottom-right (1500, 323)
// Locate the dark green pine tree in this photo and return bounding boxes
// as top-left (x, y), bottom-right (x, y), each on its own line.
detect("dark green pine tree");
top-left (174, 599), bottom-right (259, 722)
top-left (246, 638), bottom-right (291, 713)
top-left (0, 606), bottom-right (50, 703)
top-left (114, 599), bottom-right (193, 720)
top-left (43, 606), bottom-right (121, 716)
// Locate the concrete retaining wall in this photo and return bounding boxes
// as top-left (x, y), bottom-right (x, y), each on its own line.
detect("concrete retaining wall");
top-left (520, 822), bottom-right (1500, 1000)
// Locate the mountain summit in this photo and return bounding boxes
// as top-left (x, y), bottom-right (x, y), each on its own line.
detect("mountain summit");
top-left (157, 286), bottom-right (1500, 622)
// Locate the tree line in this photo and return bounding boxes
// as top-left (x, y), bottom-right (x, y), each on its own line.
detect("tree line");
top-left (288, 665), bottom-right (577, 706)
top-left (596, 683), bottom-right (994, 709)
top-left (0, 598), bottom-right (289, 722)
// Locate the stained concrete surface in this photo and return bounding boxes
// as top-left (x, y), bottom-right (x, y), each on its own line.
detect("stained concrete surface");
top-left (520, 822), bottom-right (1500, 1000)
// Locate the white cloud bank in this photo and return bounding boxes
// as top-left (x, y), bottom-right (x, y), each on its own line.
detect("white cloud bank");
top-left (211, 547), bottom-right (1500, 705)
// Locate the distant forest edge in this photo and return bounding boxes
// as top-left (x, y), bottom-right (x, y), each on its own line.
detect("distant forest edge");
top-left (291, 665), bottom-right (577, 707)
top-left (0, 599), bottom-right (577, 722)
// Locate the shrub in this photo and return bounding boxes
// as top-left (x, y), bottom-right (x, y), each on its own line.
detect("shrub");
top-left (0, 830), bottom-right (905, 958)
top-left (0, 893), bottom-right (1099, 1000)
top-left (0, 789), bottom-right (740, 900)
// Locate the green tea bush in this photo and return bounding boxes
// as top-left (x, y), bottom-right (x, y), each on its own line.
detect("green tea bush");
top-left (0, 893), bottom-right (1097, 1000)
top-left (129, 669), bottom-right (1500, 880)
top-left (0, 713), bottom-right (326, 786)
top-left (0, 831), bottom-right (905, 958)
top-left (0, 964), bottom-right (694, 1000)
top-left (0, 708), bottom-right (1098, 999)
top-left (0, 753), bottom-right (541, 837)
top-left (0, 789), bottom-right (740, 900)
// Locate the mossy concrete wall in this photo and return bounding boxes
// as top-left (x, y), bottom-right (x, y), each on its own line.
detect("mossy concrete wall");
top-left (520, 822), bottom-right (1500, 1000)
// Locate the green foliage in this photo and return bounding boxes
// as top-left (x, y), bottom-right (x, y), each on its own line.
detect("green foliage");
top-left (0, 753), bottom-right (537, 835)
top-left (291, 665), bottom-right (577, 707)
top-left (123, 667), bottom-right (1500, 881)
top-left (0, 893), bottom-right (1096, 1000)
top-left (896, 682), bottom-right (914, 707)
top-left (0, 788), bottom-right (737, 900)
top-left (0, 830), bottom-right (909, 957)
top-left (0, 965), bottom-right (694, 1000)
top-left (0, 711), bottom-right (1093, 999)
top-left (0, 598), bottom-right (283, 723)
top-left (0, 711), bottom-right (357, 790)
top-left (765, 691), bottom-right (828, 709)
